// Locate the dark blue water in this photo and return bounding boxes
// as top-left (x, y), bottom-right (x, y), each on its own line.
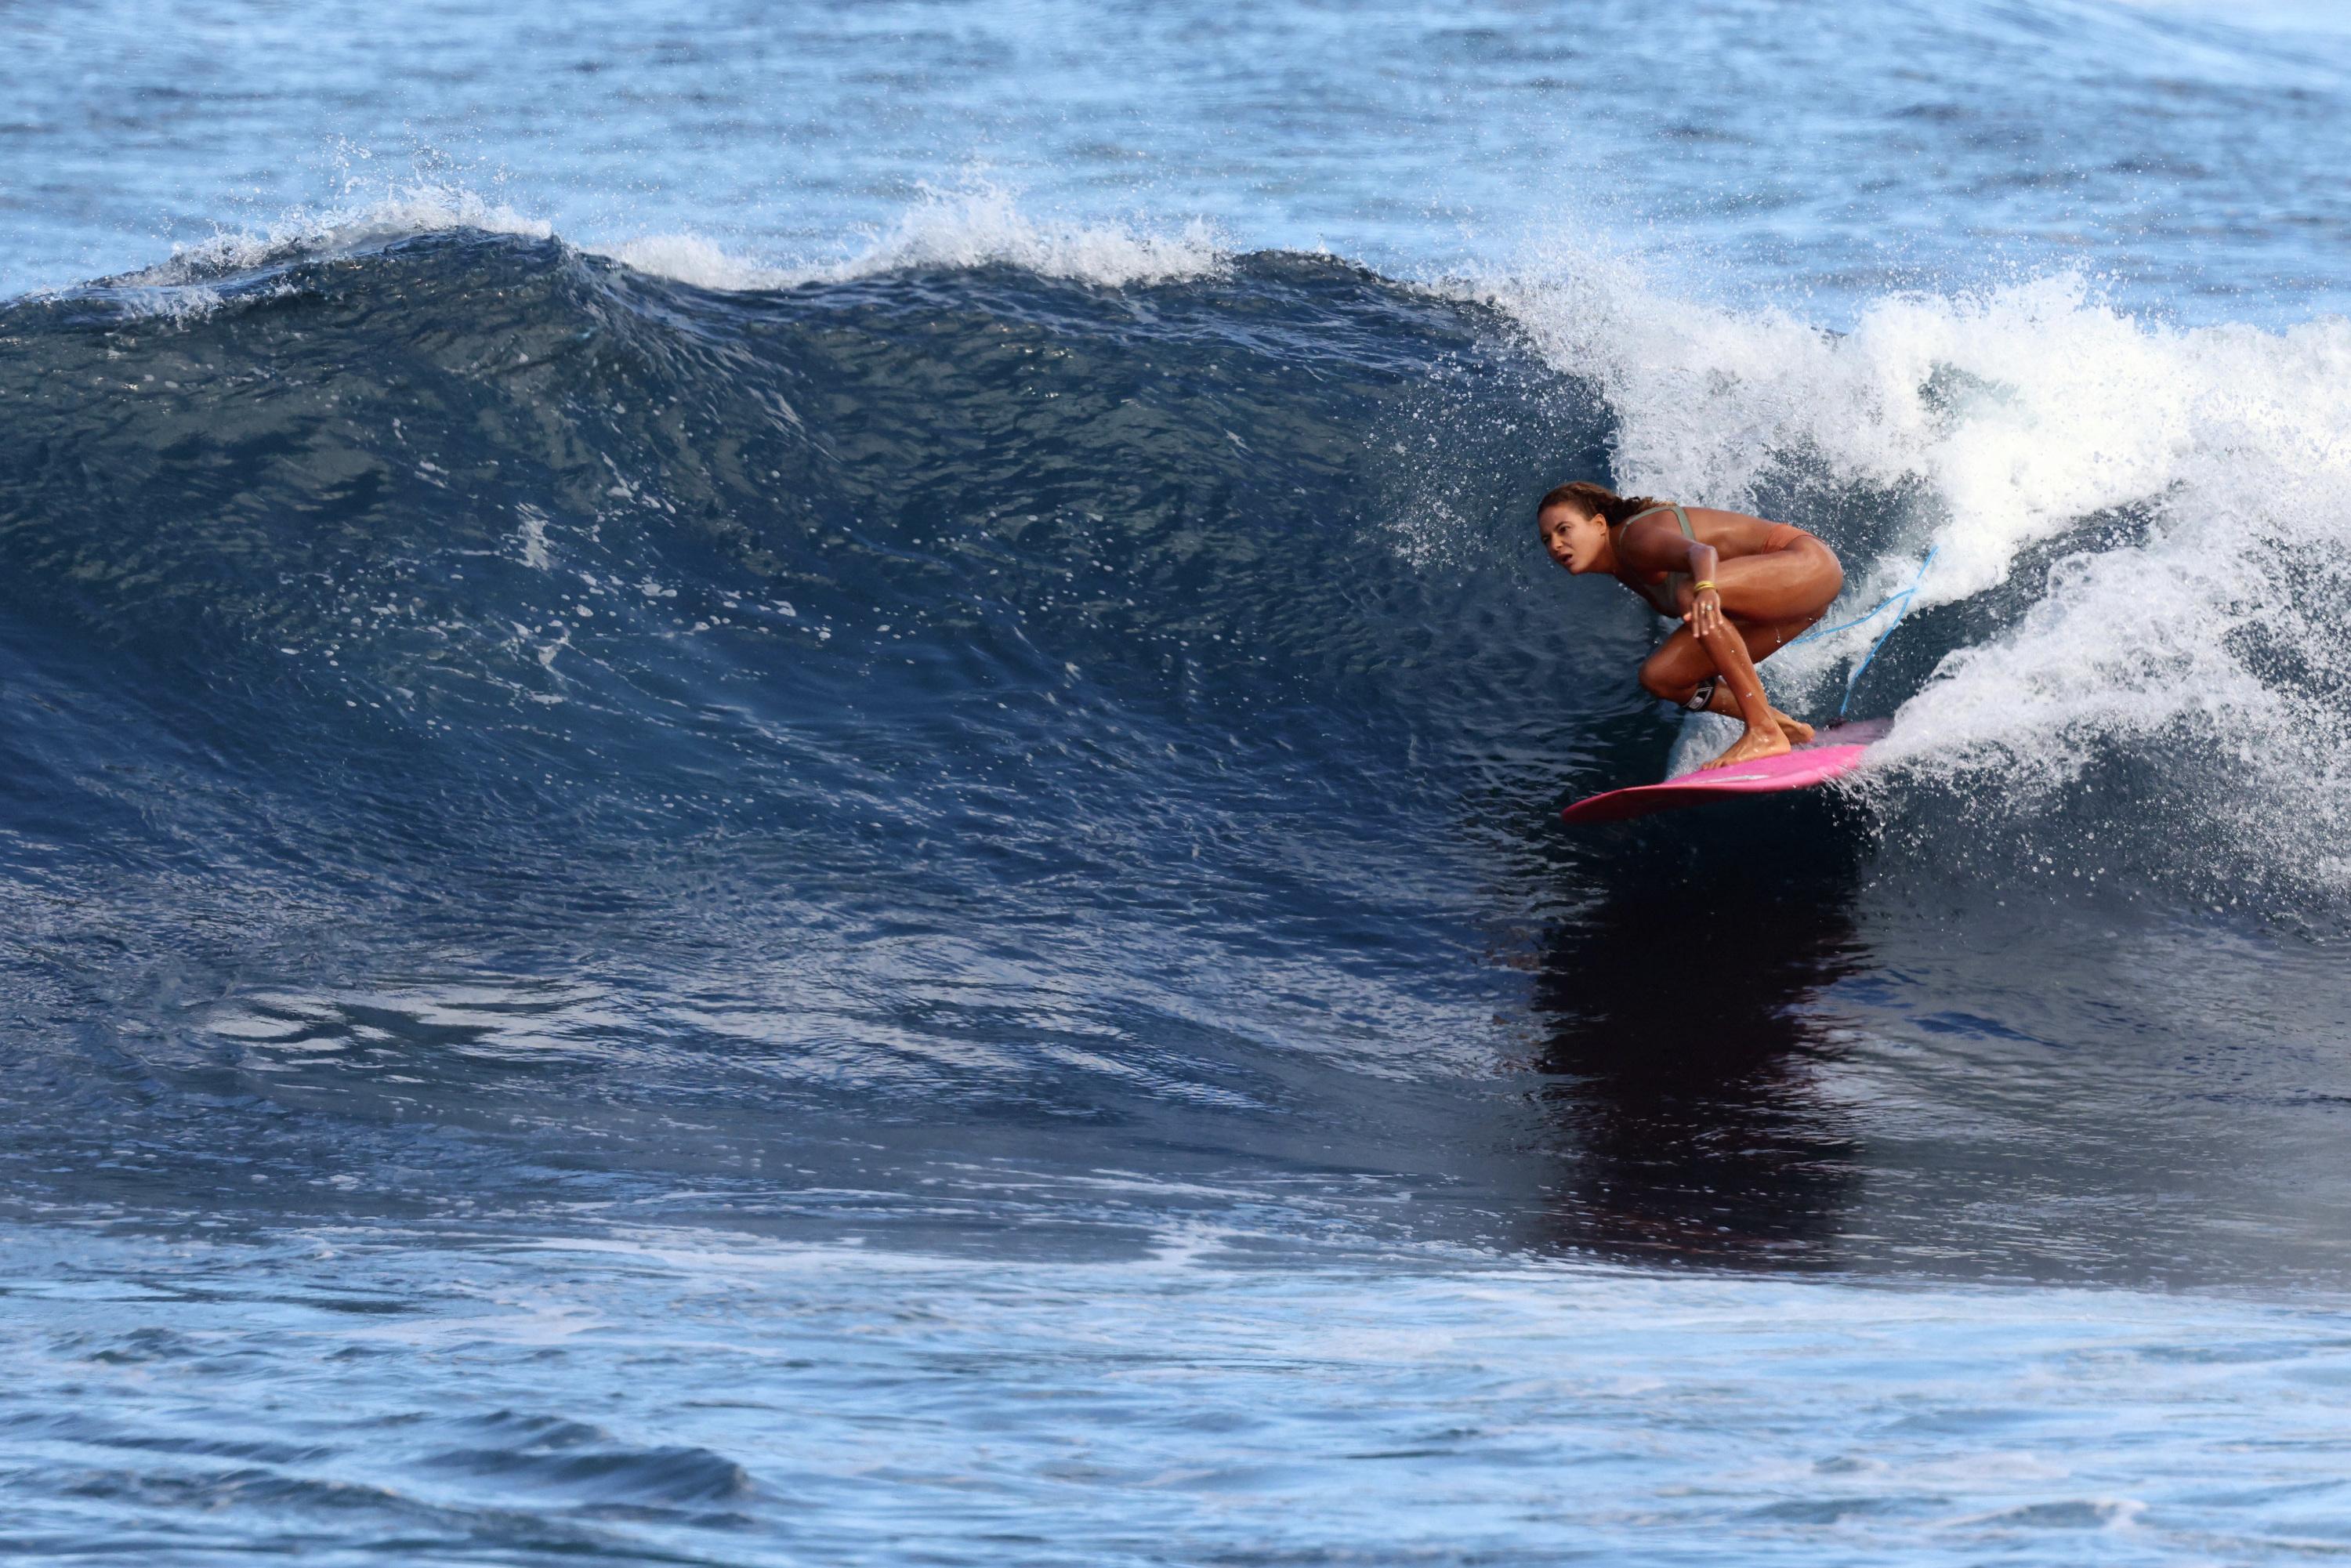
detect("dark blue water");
top-left (7, 2), bottom-right (2351, 1562)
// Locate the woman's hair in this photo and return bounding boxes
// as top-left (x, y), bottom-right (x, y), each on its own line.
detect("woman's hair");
top-left (1535, 480), bottom-right (1665, 528)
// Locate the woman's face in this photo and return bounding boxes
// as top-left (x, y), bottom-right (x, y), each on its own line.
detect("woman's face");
top-left (1539, 505), bottom-right (1608, 573)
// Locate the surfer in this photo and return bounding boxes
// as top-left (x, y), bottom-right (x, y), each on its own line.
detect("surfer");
top-left (1538, 481), bottom-right (1843, 770)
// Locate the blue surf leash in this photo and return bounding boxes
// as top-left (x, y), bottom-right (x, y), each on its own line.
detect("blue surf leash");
top-left (1786, 545), bottom-right (1940, 720)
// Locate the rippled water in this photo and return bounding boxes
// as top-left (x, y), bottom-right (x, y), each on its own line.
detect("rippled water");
top-left (13, 1227), bottom-right (2351, 1565)
top-left (5, 1), bottom-right (2351, 1562)
top-left (13, 0), bottom-right (2351, 320)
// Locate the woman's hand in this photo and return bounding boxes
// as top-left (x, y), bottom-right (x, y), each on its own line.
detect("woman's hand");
top-left (1686, 585), bottom-right (1724, 639)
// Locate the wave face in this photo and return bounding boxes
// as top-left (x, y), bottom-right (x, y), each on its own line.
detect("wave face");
top-left (4, 227), bottom-right (2350, 1284)
top-left (0, 232), bottom-right (1613, 1225)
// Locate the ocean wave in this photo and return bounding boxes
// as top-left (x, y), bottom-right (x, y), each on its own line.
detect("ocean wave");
top-left (4, 213), bottom-right (2346, 1029)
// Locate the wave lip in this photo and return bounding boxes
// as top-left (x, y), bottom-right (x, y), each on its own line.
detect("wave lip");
top-left (114, 181), bottom-right (556, 291)
top-left (42, 179), bottom-right (1232, 306)
top-left (603, 183), bottom-right (1230, 292)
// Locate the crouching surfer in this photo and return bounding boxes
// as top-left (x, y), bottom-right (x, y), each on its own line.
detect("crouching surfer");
top-left (1537, 481), bottom-right (1844, 770)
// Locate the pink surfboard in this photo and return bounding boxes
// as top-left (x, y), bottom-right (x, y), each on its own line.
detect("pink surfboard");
top-left (1561, 720), bottom-right (1889, 825)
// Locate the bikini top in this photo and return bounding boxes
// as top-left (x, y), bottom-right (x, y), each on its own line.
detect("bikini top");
top-left (1611, 504), bottom-right (1695, 619)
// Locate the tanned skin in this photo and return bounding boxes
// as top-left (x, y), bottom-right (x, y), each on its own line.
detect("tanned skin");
top-left (1539, 501), bottom-right (1844, 770)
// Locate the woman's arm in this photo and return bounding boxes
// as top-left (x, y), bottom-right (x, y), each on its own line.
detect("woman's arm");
top-left (1683, 541), bottom-right (1722, 638)
top-left (1619, 518), bottom-right (1724, 633)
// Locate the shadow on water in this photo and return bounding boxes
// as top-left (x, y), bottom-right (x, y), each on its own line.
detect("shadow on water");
top-left (1524, 794), bottom-right (1874, 1269)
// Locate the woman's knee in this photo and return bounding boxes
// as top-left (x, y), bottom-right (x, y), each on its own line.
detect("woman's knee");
top-left (1638, 656), bottom-right (1689, 701)
top-left (1804, 539), bottom-right (1844, 603)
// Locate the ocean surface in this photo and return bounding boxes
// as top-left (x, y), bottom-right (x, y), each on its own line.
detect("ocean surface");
top-left (5, 1), bottom-right (2351, 1562)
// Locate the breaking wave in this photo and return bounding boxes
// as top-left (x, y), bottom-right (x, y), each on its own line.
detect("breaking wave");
top-left (2, 204), bottom-right (2345, 1209)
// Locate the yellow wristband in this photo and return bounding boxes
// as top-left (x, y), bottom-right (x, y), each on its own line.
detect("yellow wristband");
top-left (1692, 580), bottom-right (1717, 592)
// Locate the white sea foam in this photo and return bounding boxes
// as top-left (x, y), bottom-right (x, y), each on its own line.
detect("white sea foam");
top-left (100, 179), bottom-right (1225, 299)
top-left (594, 184), bottom-right (1226, 292)
top-left (588, 188), bottom-right (1226, 294)
top-left (595, 231), bottom-right (793, 292)
top-left (793, 183), bottom-right (1227, 288)
top-left (1483, 252), bottom-right (2351, 885)
top-left (119, 180), bottom-right (556, 289)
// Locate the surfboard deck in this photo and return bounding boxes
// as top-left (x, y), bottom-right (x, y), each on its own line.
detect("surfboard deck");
top-left (1561, 720), bottom-right (1889, 825)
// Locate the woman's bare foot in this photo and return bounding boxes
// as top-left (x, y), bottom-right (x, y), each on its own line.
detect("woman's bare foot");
top-left (1773, 708), bottom-right (1813, 746)
top-left (1702, 726), bottom-right (1793, 770)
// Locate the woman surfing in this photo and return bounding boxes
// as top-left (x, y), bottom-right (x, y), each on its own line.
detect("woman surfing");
top-left (1538, 481), bottom-right (1844, 771)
